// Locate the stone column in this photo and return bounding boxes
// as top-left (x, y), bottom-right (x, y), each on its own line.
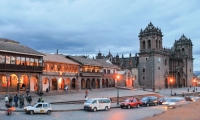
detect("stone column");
top-left (100, 78), bottom-right (102, 89)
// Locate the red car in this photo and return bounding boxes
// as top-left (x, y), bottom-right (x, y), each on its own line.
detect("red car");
top-left (120, 98), bottom-right (142, 109)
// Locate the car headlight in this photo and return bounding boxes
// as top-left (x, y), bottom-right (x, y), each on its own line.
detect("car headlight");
top-left (89, 105), bottom-right (92, 107)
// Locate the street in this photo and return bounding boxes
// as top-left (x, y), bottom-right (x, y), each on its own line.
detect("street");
top-left (0, 105), bottom-right (166, 120)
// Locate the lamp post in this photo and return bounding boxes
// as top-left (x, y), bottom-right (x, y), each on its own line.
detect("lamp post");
top-left (117, 75), bottom-right (119, 105)
top-left (170, 79), bottom-right (173, 96)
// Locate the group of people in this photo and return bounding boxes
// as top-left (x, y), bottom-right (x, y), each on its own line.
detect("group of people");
top-left (5, 94), bottom-right (33, 108)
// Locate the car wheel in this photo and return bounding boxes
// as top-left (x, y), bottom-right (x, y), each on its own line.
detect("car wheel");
top-left (93, 107), bottom-right (97, 112)
top-left (155, 102), bottom-right (157, 106)
top-left (137, 104), bottom-right (140, 108)
top-left (146, 104), bottom-right (149, 107)
top-left (105, 106), bottom-right (108, 111)
top-left (47, 110), bottom-right (51, 115)
top-left (30, 110), bottom-right (34, 115)
top-left (120, 106), bottom-right (123, 109)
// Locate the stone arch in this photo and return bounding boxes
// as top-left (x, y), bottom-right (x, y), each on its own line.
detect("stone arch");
top-left (30, 74), bottom-right (39, 92)
top-left (58, 78), bottom-right (65, 90)
top-left (96, 79), bottom-right (100, 89)
top-left (43, 77), bottom-right (50, 91)
top-left (71, 78), bottom-right (76, 90)
top-left (81, 78), bottom-right (85, 89)
top-left (86, 78), bottom-right (90, 89)
top-left (92, 78), bottom-right (96, 89)
top-left (66, 78), bottom-right (71, 89)
top-left (102, 79), bottom-right (105, 88)
top-left (106, 79), bottom-right (108, 87)
top-left (51, 77), bottom-right (57, 90)
top-left (165, 78), bottom-right (168, 88)
top-left (8, 74), bottom-right (19, 92)
top-left (142, 41), bottom-right (146, 49)
top-left (20, 74), bottom-right (29, 91)
top-left (148, 40), bottom-right (151, 49)
top-left (0, 74), bottom-right (8, 92)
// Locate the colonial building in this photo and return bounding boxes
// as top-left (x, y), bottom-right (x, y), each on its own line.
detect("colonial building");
top-left (0, 38), bottom-right (43, 93)
top-left (66, 56), bottom-right (120, 90)
top-left (42, 53), bottom-right (79, 91)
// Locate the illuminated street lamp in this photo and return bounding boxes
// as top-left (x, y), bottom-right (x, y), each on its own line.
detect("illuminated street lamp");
top-left (170, 79), bottom-right (173, 96)
top-left (116, 75), bottom-right (120, 105)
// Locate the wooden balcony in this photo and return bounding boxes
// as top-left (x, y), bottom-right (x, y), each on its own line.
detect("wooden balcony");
top-left (0, 64), bottom-right (42, 73)
top-left (80, 72), bottom-right (103, 77)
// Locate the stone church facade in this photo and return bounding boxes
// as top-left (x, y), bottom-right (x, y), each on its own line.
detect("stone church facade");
top-left (96, 22), bottom-right (194, 89)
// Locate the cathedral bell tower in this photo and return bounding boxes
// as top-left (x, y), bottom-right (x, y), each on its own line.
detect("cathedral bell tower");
top-left (138, 22), bottom-right (165, 89)
top-left (139, 22), bottom-right (163, 52)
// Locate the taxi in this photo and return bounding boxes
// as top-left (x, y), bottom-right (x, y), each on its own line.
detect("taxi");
top-left (24, 102), bottom-right (52, 115)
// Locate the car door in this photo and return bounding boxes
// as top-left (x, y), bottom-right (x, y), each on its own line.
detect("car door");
top-left (43, 104), bottom-right (48, 113)
top-left (35, 103), bottom-right (43, 113)
top-left (132, 99), bottom-right (137, 107)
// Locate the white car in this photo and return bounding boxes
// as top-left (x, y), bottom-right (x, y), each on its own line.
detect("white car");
top-left (162, 97), bottom-right (189, 109)
top-left (24, 102), bottom-right (52, 115)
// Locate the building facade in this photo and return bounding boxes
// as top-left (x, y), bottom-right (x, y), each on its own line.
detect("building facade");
top-left (138, 22), bottom-right (193, 89)
top-left (0, 38), bottom-right (43, 93)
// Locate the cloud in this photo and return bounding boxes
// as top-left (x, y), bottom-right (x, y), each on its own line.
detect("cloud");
top-left (0, 0), bottom-right (200, 70)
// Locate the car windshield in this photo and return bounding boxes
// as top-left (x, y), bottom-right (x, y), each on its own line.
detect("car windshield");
top-left (167, 98), bottom-right (182, 102)
top-left (159, 98), bottom-right (164, 100)
top-left (141, 97), bottom-right (149, 100)
top-left (32, 103), bottom-right (38, 107)
top-left (85, 99), bottom-right (94, 103)
top-left (124, 99), bottom-right (131, 102)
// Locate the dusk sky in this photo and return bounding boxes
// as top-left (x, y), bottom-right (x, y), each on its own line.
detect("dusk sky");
top-left (0, 0), bottom-right (200, 70)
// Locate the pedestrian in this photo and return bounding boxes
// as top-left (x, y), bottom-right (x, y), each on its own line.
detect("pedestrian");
top-left (190, 85), bottom-right (191, 88)
top-left (85, 90), bottom-right (88, 98)
top-left (174, 92), bottom-right (176, 96)
top-left (26, 87), bottom-right (29, 94)
top-left (22, 83), bottom-right (25, 92)
top-left (89, 86), bottom-right (92, 91)
top-left (37, 97), bottom-right (41, 102)
top-left (28, 95), bottom-right (32, 106)
top-left (14, 94), bottom-right (18, 107)
top-left (21, 94), bottom-right (25, 108)
top-left (196, 88), bottom-right (197, 91)
top-left (40, 97), bottom-right (44, 102)
top-left (5, 95), bottom-right (8, 106)
top-left (64, 85), bottom-right (68, 92)
top-left (8, 95), bottom-right (13, 106)
top-left (182, 92), bottom-right (184, 97)
top-left (187, 88), bottom-right (189, 92)
top-left (26, 94), bottom-right (29, 105)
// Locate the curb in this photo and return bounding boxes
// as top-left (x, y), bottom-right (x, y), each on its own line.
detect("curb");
top-left (0, 106), bottom-right (121, 112)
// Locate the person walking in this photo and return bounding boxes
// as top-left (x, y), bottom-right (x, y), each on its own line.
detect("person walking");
top-left (8, 95), bottom-right (13, 106)
top-left (26, 87), bottom-right (29, 94)
top-left (26, 94), bottom-right (29, 105)
top-left (85, 90), bottom-right (88, 98)
top-left (22, 83), bottom-right (25, 92)
top-left (5, 95), bottom-right (8, 106)
top-left (21, 94), bottom-right (25, 108)
top-left (27, 95), bottom-right (32, 106)
top-left (14, 94), bottom-right (18, 107)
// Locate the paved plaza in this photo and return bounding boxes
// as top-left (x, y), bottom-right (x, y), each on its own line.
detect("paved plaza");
top-left (0, 87), bottom-right (199, 111)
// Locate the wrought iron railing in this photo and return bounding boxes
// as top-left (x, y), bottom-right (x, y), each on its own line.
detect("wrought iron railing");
top-left (0, 64), bottom-right (42, 72)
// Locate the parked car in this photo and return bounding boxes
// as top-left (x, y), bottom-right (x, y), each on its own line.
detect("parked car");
top-left (141, 96), bottom-right (158, 107)
top-left (120, 97), bottom-right (142, 109)
top-left (158, 97), bottom-right (168, 105)
top-left (24, 102), bottom-right (52, 115)
top-left (185, 96), bottom-right (195, 102)
top-left (162, 97), bottom-right (188, 108)
top-left (84, 98), bottom-right (111, 112)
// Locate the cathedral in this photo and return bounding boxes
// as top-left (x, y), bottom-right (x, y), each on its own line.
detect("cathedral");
top-left (96, 22), bottom-right (194, 89)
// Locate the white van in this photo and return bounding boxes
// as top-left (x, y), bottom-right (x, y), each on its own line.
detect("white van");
top-left (84, 98), bottom-right (111, 112)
